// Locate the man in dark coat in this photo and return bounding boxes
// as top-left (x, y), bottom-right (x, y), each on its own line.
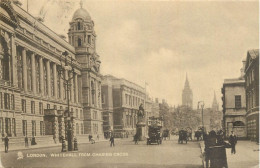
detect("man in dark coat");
top-left (25, 136), bottom-right (29, 147)
top-left (110, 135), bottom-right (115, 147)
top-left (4, 135), bottom-right (9, 153)
top-left (229, 131), bottom-right (237, 154)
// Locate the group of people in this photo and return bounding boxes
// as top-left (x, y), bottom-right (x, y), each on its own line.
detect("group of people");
top-left (2, 135), bottom-right (37, 153)
top-left (203, 130), bottom-right (237, 168)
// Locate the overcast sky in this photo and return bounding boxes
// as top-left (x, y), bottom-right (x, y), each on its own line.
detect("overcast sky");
top-left (20, 0), bottom-right (259, 109)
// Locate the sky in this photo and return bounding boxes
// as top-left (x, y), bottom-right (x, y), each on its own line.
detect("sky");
top-left (20, 0), bottom-right (259, 109)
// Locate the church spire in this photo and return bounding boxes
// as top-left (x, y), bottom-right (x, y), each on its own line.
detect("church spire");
top-left (182, 73), bottom-right (193, 108)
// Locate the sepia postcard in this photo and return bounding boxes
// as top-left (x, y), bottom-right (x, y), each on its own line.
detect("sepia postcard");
top-left (0, 0), bottom-right (259, 167)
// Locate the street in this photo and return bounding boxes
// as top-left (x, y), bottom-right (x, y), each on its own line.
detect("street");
top-left (0, 137), bottom-right (202, 168)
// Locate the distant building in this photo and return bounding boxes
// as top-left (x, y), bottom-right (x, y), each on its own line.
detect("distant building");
top-left (182, 74), bottom-right (193, 108)
top-left (221, 61), bottom-right (247, 138)
top-left (101, 75), bottom-right (146, 138)
top-left (244, 49), bottom-right (259, 142)
top-left (101, 77), bottom-right (114, 138)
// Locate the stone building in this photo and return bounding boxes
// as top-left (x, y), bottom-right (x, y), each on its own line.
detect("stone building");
top-left (182, 74), bottom-right (193, 108)
top-left (244, 49), bottom-right (259, 142)
top-left (0, 0), bottom-right (103, 144)
top-left (101, 75), bottom-right (146, 138)
top-left (221, 61), bottom-right (247, 138)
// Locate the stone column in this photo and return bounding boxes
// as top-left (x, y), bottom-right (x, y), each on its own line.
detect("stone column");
top-left (39, 57), bottom-right (44, 94)
top-left (70, 72), bottom-right (74, 103)
top-left (22, 48), bottom-right (27, 92)
top-left (74, 74), bottom-right (78, 103)
top-left (11, 35), bottom-right (18, 87)
top-left (46, 60), bottom-right (51, 96)
top-left (31, 52), bottom-right (36, 93)
top-left (53, 63), bottom-right (57, 99)
top-left (65, 70), bottom-right (68, 100)
top-left (60, 69), bottom-right (64, 100)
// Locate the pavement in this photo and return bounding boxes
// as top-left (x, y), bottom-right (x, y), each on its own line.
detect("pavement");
top-left (0, 138), bottom-right (108, 152)
top-left (199, 140), bottom-right (259, 168)
top-left (0, 136), bottom-right (203, 168)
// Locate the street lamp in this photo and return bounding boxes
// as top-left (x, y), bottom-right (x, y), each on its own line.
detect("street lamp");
top-left (197, 101), bottom-right (205, 131)
top-left (57, 51), bottom-right (76, 151)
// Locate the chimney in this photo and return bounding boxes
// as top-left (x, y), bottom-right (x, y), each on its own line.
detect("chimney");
top-left (240, 60), bottom-right (246, 79)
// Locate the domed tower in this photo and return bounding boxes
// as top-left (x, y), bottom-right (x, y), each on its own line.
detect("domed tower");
top-left (69, 1), bottom-right (102, 136)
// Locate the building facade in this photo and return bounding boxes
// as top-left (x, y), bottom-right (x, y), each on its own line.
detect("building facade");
top-left (101, 75), bottom-right (146, 138)
top-left (221, 61), bottom-right (247, 138)
top-left (0, 0), bottom-right (102, 143)
top-left (244, 49), bottom-right (259, 142)
top-left (182, 74), bottom-right (193, 108)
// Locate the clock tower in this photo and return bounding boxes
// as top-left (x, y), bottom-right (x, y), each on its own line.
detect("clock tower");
top-left (69, 1), bottom-right (102, 136)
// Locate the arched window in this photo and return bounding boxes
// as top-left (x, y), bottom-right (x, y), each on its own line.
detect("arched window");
top-left (0, 38), bottom-right (9, 81)
top-left (91, 81), bottom-right (95, 105)
top-left (233, 121), bottom-right (245, 127)
top-left (77, 22), bottom-right (81, 30)
top-left (78, 38), bottom-right (82, 47)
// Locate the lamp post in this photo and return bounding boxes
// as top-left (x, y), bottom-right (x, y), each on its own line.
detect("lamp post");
top-left (197, 101), bottom-right (205, 131)
top-left (57, 51), bottom-right (75, 151)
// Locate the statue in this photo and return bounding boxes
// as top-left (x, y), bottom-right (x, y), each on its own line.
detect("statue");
top-left (137, 104), bottom-right (145, 123)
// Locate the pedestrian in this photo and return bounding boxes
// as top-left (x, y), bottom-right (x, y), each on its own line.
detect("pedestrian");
top-left (89, 134), bottom-right (92, 142)
top-left (25, 136), bottom-right (29, 147)
top-left (134, 134), bottom-right (138, 144)
top-left (97, 135), bottom-right (99, 141)
top-left (229, 131), bottom-right (237, 154)
top-left (110, 135), bottom-right (115, 147)
top-left (4, 135), bottom-right (9, 153)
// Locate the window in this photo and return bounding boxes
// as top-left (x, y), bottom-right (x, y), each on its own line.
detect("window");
top-left (39, 102), bottom-right (43, 115)
top-left (35, 57), bottom-right (40, 93)
top-left (12, 118), bottom-right (16, 136)
top-left (78, 38), bottom-right (82, 47)
top-left (80, 110), bottom-right (83, 119)
top-left (101, 93), bottom-right (105, 104)
top-left (54, 105), bottom-right (57, 110)
top-left (87, 35), bottom-right (91, 44)
top-left (17, 49), bottom-right (23, 88)
top-left (22, 99), bottom-right (26, 113)
top-left (125, 94), bottom-right (128, 105)
top-left (4, 93), bottom-right (10, 109)
top-left (77, 22), bottom-right (81, 30)
top-left (43, 61), bottom-right (48, 95)
top-left (10, 94), bottom-right (15, 110)
top-left (1, 40), bottom-right (10, 81)
top-left (91, 81), bottom-right (95, 105)
top-left (235, 95), bottom-right (241, 109)
top-left (76, 109), bottom-right (78, 118)
top-left (32, 120), bottom-right (36, 136)
top-left (40, 121), bottom-right (44, 135)
top-left (47, 104), bottom-right (50, 109)
top-left (22, 120), bottom-right (27, 136)
top-left (31, 101), bottom-right (35, 114)
top-left (81, 123), bottom-right (83, 134)
top-left (27, 55), bottom-right (32, 91)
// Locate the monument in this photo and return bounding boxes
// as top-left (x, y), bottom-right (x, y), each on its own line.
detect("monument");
top-left (136, 104), bottom-right (146, 140)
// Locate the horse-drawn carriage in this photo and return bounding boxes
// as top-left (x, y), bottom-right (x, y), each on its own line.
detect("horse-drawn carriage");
top-left (178, 130), bottom-right (188, 144)
top-left (162, 129), bottom-right (170, 140)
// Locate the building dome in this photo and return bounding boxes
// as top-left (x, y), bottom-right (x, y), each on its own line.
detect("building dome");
top-left (72, 8), bottom-right (91, 21)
